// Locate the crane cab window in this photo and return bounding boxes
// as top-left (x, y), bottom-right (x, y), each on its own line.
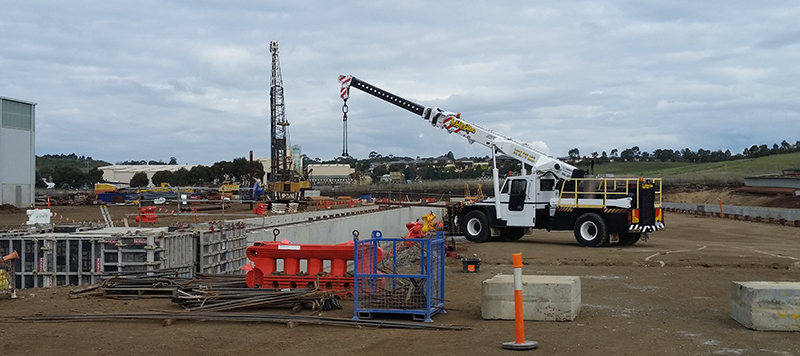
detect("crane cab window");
top-left (508, 179), bottom-right (527, 211)
top-left (540, 179), bottom-right (555, 191)
top-left (501, 180), bottom-right (510, 194)
top-left (510, 180), bottom-right (527, 196)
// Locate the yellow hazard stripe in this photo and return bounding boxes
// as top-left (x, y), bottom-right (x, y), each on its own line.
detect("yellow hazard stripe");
top-left (603, 209), bottom-right (626, 214)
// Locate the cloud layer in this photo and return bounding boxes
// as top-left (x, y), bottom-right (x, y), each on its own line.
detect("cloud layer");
top-left (2, 1), bottom-right (798, 164)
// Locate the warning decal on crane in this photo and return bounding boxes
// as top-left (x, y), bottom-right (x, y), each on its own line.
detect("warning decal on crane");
top-left (449, 119), bottom-right (476, 135)
top-left (512, 148), bottom-right (537, 164)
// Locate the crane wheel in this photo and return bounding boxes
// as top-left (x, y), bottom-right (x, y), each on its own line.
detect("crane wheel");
top-left (461, 210), bottom-right (491, 243)
top-left (574, 212), bottom-right (609, 247)
top-left (617, 233), bottom-right (641, 246)
top-left (497, 227), bottom-right (526, 241)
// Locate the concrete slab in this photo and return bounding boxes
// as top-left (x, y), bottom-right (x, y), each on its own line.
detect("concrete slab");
top-left (482, 274), bottom-right (580, 321)
top-left (731, 281), bottom-right (800, 331)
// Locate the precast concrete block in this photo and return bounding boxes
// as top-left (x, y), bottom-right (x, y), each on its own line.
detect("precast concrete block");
top-left (482, 274), bottom-right (580, 321)
top-left (731, 281), bottom-right (800, 331)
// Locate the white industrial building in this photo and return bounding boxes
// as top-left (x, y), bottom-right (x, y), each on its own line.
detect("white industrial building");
top-left (98, 164), bottom-right (196, 187)
top-left (100, 158), bottom-right (277, 187)
top-left (307, 164), bottom-right (355, 185)
top-left (0, 96), bottom-right (36, 208)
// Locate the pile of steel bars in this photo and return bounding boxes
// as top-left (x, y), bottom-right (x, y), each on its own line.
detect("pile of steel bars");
top-left (15, 312), bottom-right (468, 330)
top-left (173, 287), bottom-right (342, 312)
top-left (71, 270), bottom-right (187, 298)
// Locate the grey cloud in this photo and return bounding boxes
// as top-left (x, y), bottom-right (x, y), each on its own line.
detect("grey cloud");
top-left (1, 0), bottom-right (798, 164)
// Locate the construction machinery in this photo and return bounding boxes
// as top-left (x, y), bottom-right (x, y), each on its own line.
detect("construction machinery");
top-left (339, 75), bottom-right (664, 247)
top-left (268, 41), bottom-right (310, 201)
top-left (464, 183), bottom-right (484, 203)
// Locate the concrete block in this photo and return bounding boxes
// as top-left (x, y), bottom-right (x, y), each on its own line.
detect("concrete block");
top-left (731, 281), bottom-right (800, 331)
top-left (482, 274), bottom-right (580, 321)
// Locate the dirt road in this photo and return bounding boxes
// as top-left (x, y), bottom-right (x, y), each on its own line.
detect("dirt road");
top-left (1, 212), bottom-right (799, 355)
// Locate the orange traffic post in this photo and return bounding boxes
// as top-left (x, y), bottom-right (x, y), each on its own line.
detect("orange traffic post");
top-left (502, 253), bottom-right (538, 350)
top-left (718, 197), bottom-right (724, 219)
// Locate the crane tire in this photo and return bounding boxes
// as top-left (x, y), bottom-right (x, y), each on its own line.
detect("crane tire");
top-left (461, 210), bottom-right (491, 243)
top-left (498, 227), bottom-right (526, 241)
top-left (617, 233), bottom-right (641, 246)
top-left (574, 213), bottom-right (609, 247)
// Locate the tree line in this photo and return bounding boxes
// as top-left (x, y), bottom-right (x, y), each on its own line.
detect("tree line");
top-left (128, 158), bottom-right (265, 187)
top-left (36, 157), bottom-right (264, 189)
top-left (37, 138), bottom-right (798, 189)
top-left (567, 139), bottom-right (800, 164)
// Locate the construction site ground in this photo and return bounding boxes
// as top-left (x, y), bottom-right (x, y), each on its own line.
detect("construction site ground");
top-left (1, 195), bottom-right (800, 355)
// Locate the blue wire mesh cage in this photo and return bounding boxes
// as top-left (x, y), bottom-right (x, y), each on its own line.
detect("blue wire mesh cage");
top-left (353, 230), bottom-right (446, 322)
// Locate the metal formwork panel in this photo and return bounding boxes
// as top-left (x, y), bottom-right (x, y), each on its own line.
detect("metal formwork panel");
top-left (199, 226), bottom-right (248, 274)
top-left (0, 227), bottom-right (252, 289)
top-left (160, 231), bottom-right (197, 278)
top-left (0, 236), bottom-right (103, 288)
top-left (97, 233), bottom-right (164, 275)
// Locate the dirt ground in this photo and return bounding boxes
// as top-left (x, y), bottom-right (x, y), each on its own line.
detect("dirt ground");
top-left (0, 202), bottom-right (291, 230)
top-left (664, 187), bottom-right (800, 209)
top-left (1, 197), bottom-right (800, 355)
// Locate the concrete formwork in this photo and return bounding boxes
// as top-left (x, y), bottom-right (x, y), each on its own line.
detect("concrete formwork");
top-left (664, 202), bottom-right (800, 222)
top-left (240, 205), bottom-right (380, 229)
top-left (246, 206), bottom-right (447, 245)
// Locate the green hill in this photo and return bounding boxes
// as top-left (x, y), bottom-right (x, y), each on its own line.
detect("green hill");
top-left (36, 154), bottom-right (111, 173)
top-left (587, 152), bottom-right (800, 185)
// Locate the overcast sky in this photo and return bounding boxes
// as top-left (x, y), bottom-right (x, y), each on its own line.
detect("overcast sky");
top-left (2, 1), bottom-right (798, 165)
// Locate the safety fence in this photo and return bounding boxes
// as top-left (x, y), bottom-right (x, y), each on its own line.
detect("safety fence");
top-left (0, 225), bottom-right (248, 289)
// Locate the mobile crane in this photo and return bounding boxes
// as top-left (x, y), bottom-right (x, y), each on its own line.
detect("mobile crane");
top-left (339, 75), bottom-right (665, 247)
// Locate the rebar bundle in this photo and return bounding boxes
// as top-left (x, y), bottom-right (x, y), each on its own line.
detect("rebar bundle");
top-left (173, 287), bottom-right (342, 312)
top-left (15, 312), bottom-right (467, 330)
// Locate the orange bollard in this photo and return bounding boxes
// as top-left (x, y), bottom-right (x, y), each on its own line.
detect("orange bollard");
top-left (502, 253), bottom-right (538, 350)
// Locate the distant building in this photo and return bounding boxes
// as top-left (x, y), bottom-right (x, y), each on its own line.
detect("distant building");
top-left (98, 165), bottom-right (196, 187)
top-left (307, 164), bottom-right (354, 186)
top-left (0, 96), bottom-right (36, 207)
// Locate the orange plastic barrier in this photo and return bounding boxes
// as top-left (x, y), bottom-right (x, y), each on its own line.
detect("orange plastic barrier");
top-left (253, 203), bottom-right (269, 215)
top-left (245, 240), bottom-right (383, 299)
top-left (317, 199), bottom-right (356, 210)
top-left (134, 206), bottom-right (158, 223)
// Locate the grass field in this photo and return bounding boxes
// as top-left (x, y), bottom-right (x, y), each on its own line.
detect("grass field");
top-left (587, 151), bottom-right (800, 185)
top-left (324, 152), bottom-right (800, 196)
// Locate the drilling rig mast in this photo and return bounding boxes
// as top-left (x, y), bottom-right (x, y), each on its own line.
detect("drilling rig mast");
top-left (269, 41), bottom-right (309, 200)
top-left (270, 41), bottom-right (290, 185)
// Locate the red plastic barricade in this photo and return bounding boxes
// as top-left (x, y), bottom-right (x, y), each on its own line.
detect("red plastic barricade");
top-left (318, 200), bottom-right (357, 210)
top-left (134, 206), bottom-right (158, 223)
top-left (245, 240), bottom-right (383, 299)
top-left (253, 203), bottom-right (269, 215)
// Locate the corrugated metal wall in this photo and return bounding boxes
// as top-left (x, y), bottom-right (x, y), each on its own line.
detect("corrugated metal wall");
top-left (0, 97), bottom-right (36, 208)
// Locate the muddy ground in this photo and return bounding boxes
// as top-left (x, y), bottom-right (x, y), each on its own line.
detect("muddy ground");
top-left (0, 195), bottom-right (799, 355)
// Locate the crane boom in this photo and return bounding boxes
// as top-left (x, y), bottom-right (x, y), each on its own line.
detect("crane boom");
top-left (338, 75), bottom-right (581, 181)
